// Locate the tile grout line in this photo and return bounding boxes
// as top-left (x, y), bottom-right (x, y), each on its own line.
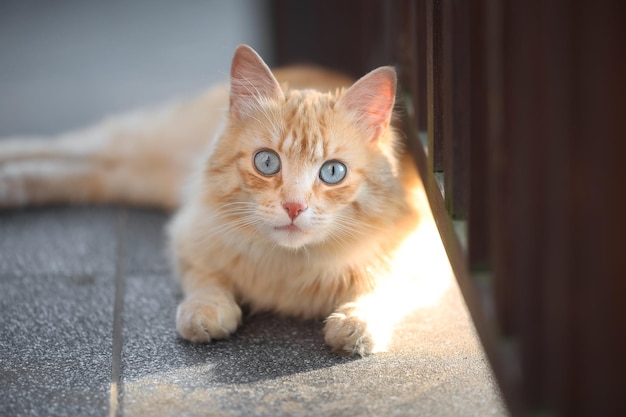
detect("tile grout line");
top-left (110, 209), bottom-right (127, 417)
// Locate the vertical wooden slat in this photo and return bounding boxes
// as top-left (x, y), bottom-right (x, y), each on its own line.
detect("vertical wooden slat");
top-left (425, 0), bottom-right (444, 174)
top-left (272, 0), bottom-right (387, 78)
top-left (441, 0), bottom-right (453, 195)
top-left (538, 1), bottom-right (574, 414)
top-left (572, 1), bottom-right (626, 414)
top-left (508, 0), bottom-right (545, 409)
top-left (395, 0), bottom-right (414, 93)
top-left (414, 0), bottom-right (428, 132)
top-left (272, 0), bottom-right (318, 67)
top-left (468, 0), bottom-right (490, 271)
top-left (441, 0), bottom-right (469, 219)
top-left (397, 0), bottom-right (424, 130)
top-left (397, 0), bottom-right (425, 168)
top-left (486, 0), bottom-right (514, 341)
top-left (485, 0), bottom-right (523, 412)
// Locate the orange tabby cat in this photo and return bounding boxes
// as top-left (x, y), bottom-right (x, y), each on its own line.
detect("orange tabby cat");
top-left (0, 45), bottom-right (443, 355)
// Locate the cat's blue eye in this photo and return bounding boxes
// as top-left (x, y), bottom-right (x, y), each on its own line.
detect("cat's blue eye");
top-left (319, 160), bottom-right (347, 185)
top-left (254, 150), bottom-right (281, 176)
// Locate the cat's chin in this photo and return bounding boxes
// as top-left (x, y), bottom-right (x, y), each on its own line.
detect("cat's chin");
top-left (269, 225), bottom-right (316, 250)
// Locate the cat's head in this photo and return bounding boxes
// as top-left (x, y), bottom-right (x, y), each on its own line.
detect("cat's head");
top-left (205, 45), bottom-right (401, 250)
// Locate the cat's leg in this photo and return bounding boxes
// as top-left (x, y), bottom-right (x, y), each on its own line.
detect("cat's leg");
top-left (323, 300), bottom-right (393, 356)
top-left (175, 269), bottom-right (243, 343)
top-left (168, 204), bottom-right (243, 343)
top-left (323, 285), bottom-right (419, 356)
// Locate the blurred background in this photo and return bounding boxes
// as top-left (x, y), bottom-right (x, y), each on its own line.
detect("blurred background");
top-left (0, 0), bottom-right (273, 136)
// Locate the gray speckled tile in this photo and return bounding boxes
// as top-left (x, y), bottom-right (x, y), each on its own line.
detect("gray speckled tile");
top-left (120, 270), bottom-right (352, 380)
top-left (0, 272), bottom-right (114, 417)
top-left (123, 209), bottom-right (172, 275)
top-left (120, 270), bottom-right (355, 417)
top-left (0, 207), bottom-right (119, 277)
top-left (119, 267), bottom-right (509, 417)
top-left (0, 206), bottom-right (120, 417)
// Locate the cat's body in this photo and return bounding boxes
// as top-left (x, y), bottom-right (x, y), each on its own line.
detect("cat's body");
top-left (0, 45), bottom-right (442, 355)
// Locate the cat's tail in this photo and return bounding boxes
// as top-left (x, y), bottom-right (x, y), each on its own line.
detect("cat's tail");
top-left (0, 103), bottom-right (205, 211)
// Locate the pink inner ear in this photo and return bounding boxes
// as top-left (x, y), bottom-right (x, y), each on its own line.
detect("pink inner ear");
top-left (337, 67), bottom-right (397, 142)
top-left (229, 45), bottom-right (284, 118)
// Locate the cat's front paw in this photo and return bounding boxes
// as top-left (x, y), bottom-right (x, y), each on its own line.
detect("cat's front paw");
top-left (176, 296), bottom-right (242, 343)
top-left (323, 303), bottom-right (383, 356)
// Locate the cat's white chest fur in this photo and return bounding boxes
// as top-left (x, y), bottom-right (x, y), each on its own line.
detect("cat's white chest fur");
top-left (169, 199), bottom-right (368, 319)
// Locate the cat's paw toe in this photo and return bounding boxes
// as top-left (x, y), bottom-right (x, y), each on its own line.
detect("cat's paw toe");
top-left (176, 298), bottom-right (242, 343)
top-left (323, 305), bottom-right (377, 356)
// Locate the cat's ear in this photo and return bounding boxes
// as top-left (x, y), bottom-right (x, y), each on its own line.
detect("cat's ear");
top-left (229, 45), bottom-right (284, 119)
top-left (337, 66), bottom-right (397, 143)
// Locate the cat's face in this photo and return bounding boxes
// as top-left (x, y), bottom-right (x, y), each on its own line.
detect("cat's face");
top-left (232, 90), bottom-right (377, 249)
top-left (206, 45), bottom-right (397, 250)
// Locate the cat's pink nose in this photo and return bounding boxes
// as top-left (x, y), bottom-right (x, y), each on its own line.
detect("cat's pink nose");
top-left (283, 202), bottom-right (307, 220)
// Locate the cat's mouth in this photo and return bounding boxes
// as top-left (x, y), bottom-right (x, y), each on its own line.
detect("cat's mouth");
top-left (269, 223), bottom-right (317, 249)
top-left (274, 224), bottom-right (304, 233)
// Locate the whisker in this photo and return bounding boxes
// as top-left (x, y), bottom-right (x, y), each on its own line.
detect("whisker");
top-left (195, 215), bottom-right (266, 244)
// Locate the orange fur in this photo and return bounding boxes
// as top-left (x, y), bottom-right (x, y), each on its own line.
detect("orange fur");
top-left (168, 46), bottom-right (416, 355)
top-left (0, 45), bottom-right (444, 356)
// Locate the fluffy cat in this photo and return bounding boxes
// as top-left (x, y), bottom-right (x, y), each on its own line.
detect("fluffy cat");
top-left (0, 45), bottom-right (443, 355)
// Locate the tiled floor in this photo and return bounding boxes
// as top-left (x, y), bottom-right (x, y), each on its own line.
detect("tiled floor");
top-left (0, 206), bottom-right (508, 417)
top-left (0, 2), bottom-right (509, 416)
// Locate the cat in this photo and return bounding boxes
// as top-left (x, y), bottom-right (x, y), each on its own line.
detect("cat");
top-left (0, 45), bottom-right (445, 356)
